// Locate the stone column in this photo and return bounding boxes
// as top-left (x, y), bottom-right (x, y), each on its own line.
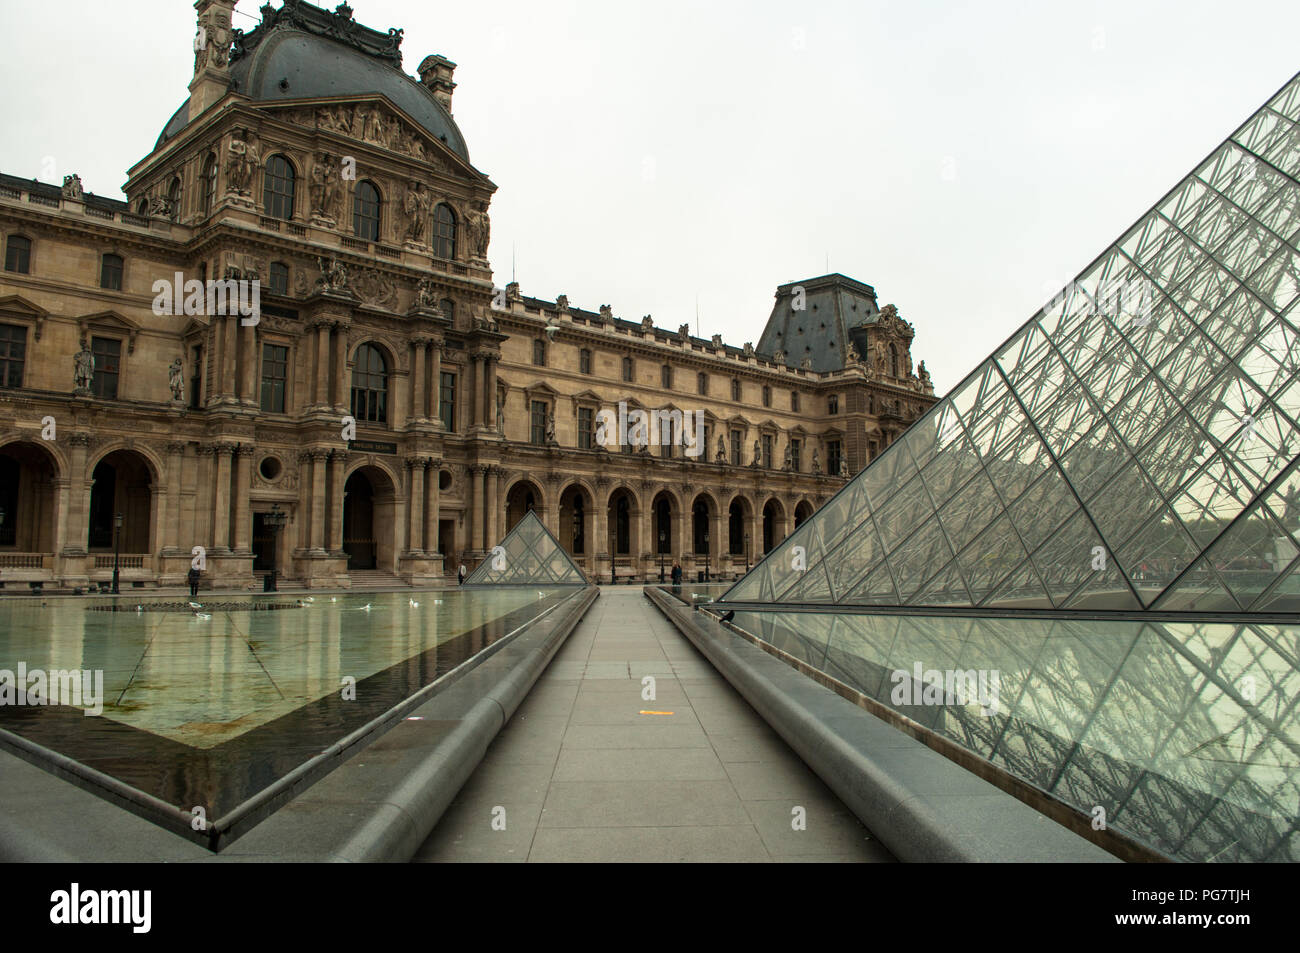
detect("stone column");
top-left (232, 446), bottom-right (253, 552)
top-left (164, 442), bottom-right (186, 552)
top-left (466, 464), bottom-right (481, 555)
top-left (327, 449), bottom-right (348, 552)
top-left (484, 465), bottom-right (499, 550)
top-left (222, 314), bottom-right (238, 398)
top-left (469, 354), bottom-right (482, 429)
top-left (410, 339), bottom-right (428, 423)
top-left (296, 450), bottom-right (314, 550)
top-left (424, 459), bottom-right (441, 554)
top-left (313, 322), bottom-right (331, 408)
top-left (748, 501), bottom-right (762, 562)
top-left (309, 450), bottom-right (328, 553)
top-left (429, 341), bottom-right (442, 424)
top-left (62, 433), bottom-right (92, 554)
top-left (485, 356), bottom-right (498, 432)
top-left (240, 318), bottom-right (257, 404)
top-left (212, 443), bottom-right (233, 551)
top-left (405, 456), bottom-right (425, 553)
top-left (332, 322), bottom-right (349, 411)
top-left (594, 483), bottom-right (609, 565)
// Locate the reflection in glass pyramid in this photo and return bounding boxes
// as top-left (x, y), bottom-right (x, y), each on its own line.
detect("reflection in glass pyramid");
top-left (725, 71), bottom-right (1300, 613)
top-left (463, 510), bottom-right (589, 586)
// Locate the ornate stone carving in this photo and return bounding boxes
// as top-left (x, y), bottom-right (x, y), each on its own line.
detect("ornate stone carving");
top-left (751, 439), bottom-right (761, 468)
top-left (61, 174), bottom-right (83, 200)
top-left (401, 180), bottom-right (432, 244)
top-left (225, 132), bottom-right (259, 196)
top-left (464, 202), bottom-right (490, 261)
top-left (641, 315), bottom-right (654, 330)
top-left (811, 448), bottom-right (821, 475)
top-left (316, 256), bottom-right (350, 294)
top-left (773, 348), bottom-right (786, 365)
top-left (309, 152), bottom-right (342, 222)
top-left (716, 435), bottom-right (726, 463)
top-left (350, 267), bottom-right (397, 308)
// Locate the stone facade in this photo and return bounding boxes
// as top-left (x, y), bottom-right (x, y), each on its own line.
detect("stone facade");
top-left (0, 0), bottom-right (936, 591)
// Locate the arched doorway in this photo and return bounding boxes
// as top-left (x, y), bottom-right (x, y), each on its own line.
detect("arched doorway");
top-left (558, 483), bottom-right (592, 562)
top-left (343, 466), bottom-right (397, 571)
top-left (608, 488), bottom-right (636, 556)
top-left (651, 491), bottom-right (675, 582)
top-left (762, 498), bottom-right (784, 554)
top-left (794, 500), bottom-right (814, 529)
top-left (505, 479), bottom-right (542, 534)
top-left (88, 449), bottom-right (153, 554)
top-left (728, 498), bottom-right (749, 557)
top-left (0, 442), bottom-right (58, 552)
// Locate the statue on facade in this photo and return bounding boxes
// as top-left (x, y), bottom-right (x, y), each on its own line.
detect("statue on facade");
top-left (811, 448), bottom-right (821, 475)
top-left (545, 410), bottom-right (556, 444)
top-left (168, 357), bottom-right (184, 402)
top-left (61, 174), bottom-right (83, 201)
top-left (317, 256), bottom-right (349, 294)
top-left (919, 360), bottom-right (932, 389)
top-left (402, 181), bottom-right (431, 243)
top-left (751, 439), bottom-right (761, 467)
top-left (845, 340), bottom-right (860, 365)
top-left (839, 456), bottom-right (848, 478)
top-left (226, 134), bottom-right (258, 196)
top-left (464, 202), bottom-right (490, 261)
top-left (149, 194), bottom-right (174, 218)
top-left (555, 294), bottom-right (570, 313)
top-left (416, 276), bottom-right (438, 309)
top-left (716, 434), bottom-right (727, 463)
top-left (800, 355), bottom-right (813, 370)
top-left (310, 153), bottom-right (340, 221)
top-left (783, 444), bottom-right (792, 471)
top-left (73, 340), bottom-right (94, 394)
top-left (599, 305), bottom-right (614, 326)
top-left (773, 348), bottom-right (786, 365)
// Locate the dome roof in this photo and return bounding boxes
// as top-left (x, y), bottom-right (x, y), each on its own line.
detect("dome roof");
top-left (156, 4), bottom-right (469, 162)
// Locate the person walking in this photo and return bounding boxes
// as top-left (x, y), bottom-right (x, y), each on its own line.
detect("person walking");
top-left (671, 562), bottom-right (683, 591)
top-left (458, 562), bottom-right (467, 585)
top-left (187, 565), bottom-right (201, 598)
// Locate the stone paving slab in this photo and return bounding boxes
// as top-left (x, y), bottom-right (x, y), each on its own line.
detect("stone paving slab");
top-left (414, 589), bottom-right (893, 863)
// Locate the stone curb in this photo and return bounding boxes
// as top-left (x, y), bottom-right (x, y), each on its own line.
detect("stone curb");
top-left (645, 588), bottom-right (1118, 863)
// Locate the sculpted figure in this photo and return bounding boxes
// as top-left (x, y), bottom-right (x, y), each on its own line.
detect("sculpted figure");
top-left (74, 340), bottom-right (94, 392)
top-left (811, 448), bottom-right (821, 475)
top-left (168, 358), bottom-right (184, 401)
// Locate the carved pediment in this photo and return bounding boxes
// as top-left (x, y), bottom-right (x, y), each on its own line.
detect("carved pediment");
top-left (0, 295), bottom-right (48, 340)
top-left (77, 310), bottom-right (142, 353)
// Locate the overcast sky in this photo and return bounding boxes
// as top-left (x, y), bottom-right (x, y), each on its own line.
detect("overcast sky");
top-left (3, 0), bottom-right (1299, 392)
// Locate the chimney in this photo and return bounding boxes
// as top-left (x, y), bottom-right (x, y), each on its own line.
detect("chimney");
top-left (417, 55), bottom-right (457, 113)
top-left (189, 0), bottom-right (238, 117)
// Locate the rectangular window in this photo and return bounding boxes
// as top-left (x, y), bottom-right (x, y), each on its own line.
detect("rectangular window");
top-left (791, 391), bottom-right (800, 412)
top-left (828, 440), bottom-right (842, 476)
top-left (260, 343), bottom-right (288, 413)
top-left (790, 438), bottom-right (801, 473)
top-left (622, 357), bottom-right (634, 382)
top-left (439, 371), bottom-right (456, 432)
top-left (869, 440), bottom-right (879, 462)
top-left (730, 430), bottom-right (742, 466)
top-left (533, 339), bottom-right (546, 366)
top-left (91, 336), bottom-right (121, 400)
top-left (731, 379), bottom-right (741, 401)
top-left (190, 345), bottom-right (203, 408)
top-left (661, 365), bottom-right (672, 388)
top-left (702, 424), bottom-right (711, 460)
top-left (828, 394), bottom-right (839, 414)
top-left (578, 406), bottom-right (594, 450)
top-left (762, 385), bottom-right (771, 408)
top-left (4, 236), bottom-right (31, 274)
top-left (0, 323), bottom-right (26, 388)
top-left (762, 434), bottom-right (773, 469)
top-left (100, 255), bottom-right (123, 291)
top-left (268, 261), bottom-right (289, 295)
top-left (531, 400), bottom-right (547, 445)
top-left (580, 349), bottom-right (592, 374)
top-left (698, 372), bottom-right (708, 395)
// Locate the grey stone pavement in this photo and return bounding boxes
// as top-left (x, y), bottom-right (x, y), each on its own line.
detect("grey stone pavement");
top-left (414, 588), bottom-right (895, 863)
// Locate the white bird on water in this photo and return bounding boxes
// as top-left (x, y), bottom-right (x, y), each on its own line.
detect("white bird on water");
top-left (194, 612), bottom-right (212, 621)
top-left (301, 596), bottom-right (315, 603)
top-left (188, 601), bottom-right (202, 610)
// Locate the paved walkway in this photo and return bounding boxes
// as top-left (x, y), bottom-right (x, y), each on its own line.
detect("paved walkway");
top-left (414, 588), bottom-right (894, 862)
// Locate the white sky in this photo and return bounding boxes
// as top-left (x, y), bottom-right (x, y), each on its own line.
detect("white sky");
top-left (2, 0), bottom-right (1298, 392)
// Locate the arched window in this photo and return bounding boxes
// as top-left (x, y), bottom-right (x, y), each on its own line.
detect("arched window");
top-left (268, 261), bottom-right (289, 295)
top-left (167, 177), bottom-right (182, 220)
top-left (201, 153), bottom-right (218, 215)
top-left (350, 343), bottom-right (388, 424)
top-left (433, 203), bottom-right (457, 259)
top-left (353, 180), bottom-right (381, 240)
top-left (4, 235), bottom-right (32, 274)
top-left (100, 253), bottom-right (123, 291)
top-left (135, 198), bottom-right (149, 217)
top-left (263, 155), bottom-right (296, 220)
top-left (890, 343), bottom-right (899, 378)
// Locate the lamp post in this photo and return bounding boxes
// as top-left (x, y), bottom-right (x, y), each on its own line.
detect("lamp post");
top-left (703, 530), bottom-right (710, 582)
top-left (744, 532), bottom-right (750, 572)
top-left (111, 512), bottom-right (123, 594)
top-left (658, 529), bottom-right (666, 583)
top-left (264, 502), bottom-right (287, 592)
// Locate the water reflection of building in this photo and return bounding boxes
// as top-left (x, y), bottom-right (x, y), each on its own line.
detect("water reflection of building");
top-left (0, 0), bottom-right (936, 591)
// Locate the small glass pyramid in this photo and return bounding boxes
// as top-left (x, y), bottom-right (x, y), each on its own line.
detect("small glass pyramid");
top-left (462, 510), bottom-right (590, 586)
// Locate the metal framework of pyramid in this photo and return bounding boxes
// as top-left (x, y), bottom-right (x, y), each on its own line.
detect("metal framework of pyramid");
top-left (463, 510), bottom-right (589, 586)
top-left (725, 71), bottom-right (1300, 615)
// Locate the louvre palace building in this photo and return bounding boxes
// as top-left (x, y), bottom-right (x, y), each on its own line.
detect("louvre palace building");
top-left (0, 0), bottom-right (936, 591)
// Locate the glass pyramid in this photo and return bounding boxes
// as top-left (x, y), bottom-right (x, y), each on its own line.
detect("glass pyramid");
top-left (725, 71), bottom-right (1300, 614)
top-left (463, 510), bottom-right (589, 586)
